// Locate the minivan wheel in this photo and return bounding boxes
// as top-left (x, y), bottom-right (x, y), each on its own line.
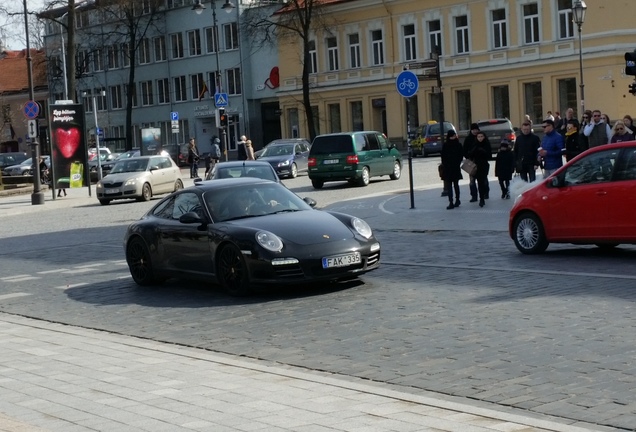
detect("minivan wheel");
top-left (357, 167), bottom-right (370, 186)
top-left (513, 212), bottom-right (549, 254)
top-left (390, 161), bottom-right (401, 180)
top-left (311, 179), bottom-right (324, 189)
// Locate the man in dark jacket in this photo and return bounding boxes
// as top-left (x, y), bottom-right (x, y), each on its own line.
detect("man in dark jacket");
top-left (514, 121), bottom-right (541, 182)
top-left (462, 123), bottom-right (480, 201)
top-left (441, 130), bottom-right (464, 209)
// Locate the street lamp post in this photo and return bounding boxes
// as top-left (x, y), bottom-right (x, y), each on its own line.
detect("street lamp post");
top-left (192, 0), bottom-right (235, 161)
top-left (572, 0), bottom-right (587, 114)
top-left (23, 0), bottom-right (44, 205)
top-left (83, 90), bottom-right (106, 180)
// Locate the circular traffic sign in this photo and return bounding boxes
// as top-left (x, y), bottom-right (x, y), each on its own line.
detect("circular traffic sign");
top-left (396, 70), bottom-right (419, 98)
top-left (23, 100), bottom-right (40, 119)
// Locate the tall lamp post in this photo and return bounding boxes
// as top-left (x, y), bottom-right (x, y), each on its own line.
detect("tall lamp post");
top-left (572, 0), bottom-right (587, 114)
top-left (83, 90), bottom-right (106, 180)
top-left (192, 0), bottom-right (235, 161)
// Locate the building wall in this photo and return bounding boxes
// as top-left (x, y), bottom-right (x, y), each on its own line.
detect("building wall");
top-left (276, 0), bottom-right (636, 145)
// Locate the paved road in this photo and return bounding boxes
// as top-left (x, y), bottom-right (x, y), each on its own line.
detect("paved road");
top-left (1, 162), bottom-right (635, 430)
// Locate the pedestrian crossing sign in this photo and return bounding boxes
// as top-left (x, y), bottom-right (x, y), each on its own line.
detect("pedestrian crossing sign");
top-left (214, 93), bottom-right (228, 107)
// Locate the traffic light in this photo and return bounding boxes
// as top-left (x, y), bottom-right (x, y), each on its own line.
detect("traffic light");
top-left (218, 107), bottom-right (228, 128)
top-left (625, 50), bottom-right (636, 76)
top-left (629, 82), bottom-right (636, 96)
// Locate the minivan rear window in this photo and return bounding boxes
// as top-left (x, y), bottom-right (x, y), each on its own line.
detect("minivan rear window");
top-left (310, 135), bottom-right (354, 155)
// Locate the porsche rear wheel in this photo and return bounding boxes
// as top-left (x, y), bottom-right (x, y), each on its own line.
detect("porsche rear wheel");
top-left (217, 244), bottom-right (251, 296)
top-left (126, 237), bottom-right (161, 285)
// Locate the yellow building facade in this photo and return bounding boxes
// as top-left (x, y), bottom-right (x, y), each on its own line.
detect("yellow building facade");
top-left (276, 0), bottom-right (636, 145)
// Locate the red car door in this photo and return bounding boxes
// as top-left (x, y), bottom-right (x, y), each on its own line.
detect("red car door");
top-left (607, 147), bottom-right (636, 240)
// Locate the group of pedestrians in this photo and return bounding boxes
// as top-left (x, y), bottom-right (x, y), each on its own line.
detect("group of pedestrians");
top-left (187, 137), bottom-right (221, 178)
top-left (237, 135), bottom-right (256, 161)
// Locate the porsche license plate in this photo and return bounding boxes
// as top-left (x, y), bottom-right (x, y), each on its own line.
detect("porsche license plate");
top-left (323, 159), bottom-right (339, 165)
top-left (322, 252), bottom-right (361, 268)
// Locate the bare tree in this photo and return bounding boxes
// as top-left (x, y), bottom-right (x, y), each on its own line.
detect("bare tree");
top-left (0, 4), bottom-right (45, 50)
top-left (243, 0), bottom-right (336, 141)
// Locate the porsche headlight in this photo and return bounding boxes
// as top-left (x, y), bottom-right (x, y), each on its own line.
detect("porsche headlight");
top-left (278, 160), bottom-right (290, 167)
top-left (256, 230), bottom-right (283, 252)
top-left (352, 217), bottom-right (372, 239)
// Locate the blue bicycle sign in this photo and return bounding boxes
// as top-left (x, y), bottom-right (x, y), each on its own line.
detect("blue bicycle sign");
top-left (396, 70), bottom-right (419, 98)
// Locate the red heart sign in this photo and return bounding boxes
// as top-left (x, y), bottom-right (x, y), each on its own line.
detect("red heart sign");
top-left (55, 128), bottom-right (80, 158)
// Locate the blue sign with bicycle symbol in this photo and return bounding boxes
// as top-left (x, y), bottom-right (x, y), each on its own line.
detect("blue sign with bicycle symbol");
top-left (396, 70), bottom-right (419, 98)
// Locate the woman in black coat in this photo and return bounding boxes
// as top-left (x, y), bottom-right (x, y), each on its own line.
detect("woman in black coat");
top-left (440, 130), bottom-right (464, 209)
top-left (469, 132), bottom-right (491, 207)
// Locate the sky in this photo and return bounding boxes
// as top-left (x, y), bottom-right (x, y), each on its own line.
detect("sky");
top-left (0, 0), bottom-right (48, 51)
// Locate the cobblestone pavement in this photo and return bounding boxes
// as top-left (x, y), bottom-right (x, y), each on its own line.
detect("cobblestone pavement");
top-left (0, 182), bottom-right (635, 430)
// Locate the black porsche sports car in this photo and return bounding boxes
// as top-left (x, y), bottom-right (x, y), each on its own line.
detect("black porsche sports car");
top-left (124, 177), bottom-right (381, 295)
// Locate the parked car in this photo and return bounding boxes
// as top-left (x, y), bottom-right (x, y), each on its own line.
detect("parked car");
top-left (96, 155), bottom-right (183, 205)
top-left (88, 147), bottom-right (111, 161)
top-left (256, 140), bottom-right (311, 178)
top-left (2, 156), bottom-right (50, 177)
top-left (0, 152), bottom-right (28, 171)
top-left (89, 153), bottom-right (119, 181)
top-left (123, 177), bottom-right (381, 295)
top-left (308, 131), bottom-right (402, 189)
top-left (476, 119), bottom-right (517, 154)
top-left (254, 138), bottom-right (311, 159)
top-left (200, 160), bottom-right (281, 183)
top-left (410, 121), bottom-right (456, 157)
top-left (509, 142), bottom-right (636, 254)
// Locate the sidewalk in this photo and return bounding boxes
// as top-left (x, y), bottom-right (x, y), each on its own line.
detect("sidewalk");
top-left (0, 314), bottom-right (609, 432)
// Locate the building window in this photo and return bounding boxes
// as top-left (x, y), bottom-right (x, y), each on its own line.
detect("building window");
top-left (348, 33), bottom-right (361, 69)
top-left (455, 15), bottom-right (469, 54)
top-left (223, 23), bottom-right (238, 50)
top-left (456, 90), bottom-right (472, 131)
top-left (121, 43), bottom-right (130, 67)
top-left (108, 45), bottom-right (120, 69)
top-left (428, 20), bottom-right (442, 56)
top-left (351, 101), bottom-right (363, 131)
top-left (190, 73), bottom-right (205, 100)
top-left (77, 50), bottom-right (90, 74)
top-left (167, 0), bottom-right (183, 8)
top-left (492, 85), bottom-right (510, 119)
top-left (371, 30), bottom-right (384, 66)
top-left (82, 89), bottom-right (92, 113)
top-left (491, 9), bottom-right (507, 49)
top-left (157, 78), bottom-right (170, 104)
top-left (226, 68), bottom-right (241, 95)
top-left (76, 10), bottom-right (89, 28)
top-left (154, 36), bottom-right (166, 62)
top-left (208, 71), bottom-right (220, 94)
top-left (141, 0), bottom-right (151, 15)
top-left (524, 81), bottom-right (543, 125)
top-left (558, 78), bottom-right (577, 117)
top-left (141, 81), bottom-right (154, 106)
top-left (139, 38), bottom-right (151, 64)
top-left (173, 76), bottom-right (187, 102)
top-left (205, 26), bottom-right (219, 53)
top-left (188, 29), bottom-right (201, 56)
top-left (523, 3), bottom-right (540, 44)
top-left (327, 37), bottom-right (339, 71)
top-left (93, 49), bottom-right (103, 71)
top-left (110, 85), bottom-right (123, 110)
top-left (328, 103), bottom-right (341, 133)
top-left (308, 40), bottom-right (317, 73)
top-left (403, 24), bottom-right (416, 61)
top-left (170, 33), bottom-right (184, 59)
top-left (558, 0), bottom-right (574, 39)
top-left (126, 83), bottom-right (137, 107)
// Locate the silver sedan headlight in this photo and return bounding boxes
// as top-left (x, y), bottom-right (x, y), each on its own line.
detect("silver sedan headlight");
top-left (124, 178), bottom-right (137, 186)
top-left (352, 217), bottom-right (372, 239)
top-left (278, 160), bottom-right (290, 167)
top-left (256, 230), bottom-right (283, 252)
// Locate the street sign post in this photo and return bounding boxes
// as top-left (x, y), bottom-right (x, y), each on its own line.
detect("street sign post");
top-left (171, 112), bottom-right (179, 121)
top-left (407, 60), bottom-right (437, 70)
top-left (214, 93), bottom-right (228, 107)
top-left (396, 70), bottom-right (420, 209)
top-left (27, 119), bottom-right (38, 138)
top-left (23, 100), bottom-right (40, 119)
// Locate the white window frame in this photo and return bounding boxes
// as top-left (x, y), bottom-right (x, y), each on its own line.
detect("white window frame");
top-left (403, 24), bottom-right (416, 61)
top-left (558, 0), bottom-right (574, 39)
top-left (173, 76), bottom-right (187, 102)
top-left (455, 15), bottom-right (469, 54)
top-left (170, 33), bottom-right (184, 59)
top-left (188, 29), bottom-right (202, 56)
top-left (523, 3), bottom-right (540, 45)
top-left (154, 36), bottom-right (166, 62)
top-left (226, 68), bottom-right (241, 95)
top-left (108, 45), bottom-right (120, 69)
top-left (157, 78), bottom-right (170, 104)
top-left (491, 8), bottom-right (507, 49)
top-left (348, 33), bottom-right (361, 69)
top-left (139, 38), bottom-right (151, 64)
top-left (205, 26), bottom-right (219, 53)
top-left (121, 43), bottom-right (130, 67)
top-left (190, 73), bottom-right (204, 100)
top-left (110, 85), bottom-right (123, 110)
top-left (223, 23), bottom-right (238, 51)
top-left (371, 29), bottom-right (384, 66)
top-left (308, 40), bottom-right (318, 73)
top-left (141, 80), bottom-right (154, 106)
top-left (95, 87), bottom-right (107, 111)
top-left (326, 37), bottom-right (339, 72)
top-left (93, 49), bottom-right (103, 71)
top-left (428, 20), bottom-right (442, 56)
top-left (83, 89), bottom-right (92, 113)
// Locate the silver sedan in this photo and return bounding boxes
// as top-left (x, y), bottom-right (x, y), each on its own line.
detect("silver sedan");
top-left (96, 155), bottom-right (183, 205)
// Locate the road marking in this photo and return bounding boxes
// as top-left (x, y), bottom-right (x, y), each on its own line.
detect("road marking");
top-left (73, 263), bottom-right (106, 269)
top-left (55, 282), bottom-right (88, 290)
top-left (37, 269), bottom-right (71, 274)
top-left (116, 275), bottom-right (132, 279)
top-left (62, 268), bottom-right (96, 274)
top-left (1, 275), bottom-right (40, 282)
top-left (110, 260), bottom-right (127, 266)
top-left (0, 293), bottom-right (31, 301)
top-left (2, 274), bottom-right (31, 280)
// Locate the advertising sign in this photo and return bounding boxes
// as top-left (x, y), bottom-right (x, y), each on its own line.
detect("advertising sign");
top-left (49, 103), bottom-right (88, 189)
top-left (141, 128), bottom-right (162, 156)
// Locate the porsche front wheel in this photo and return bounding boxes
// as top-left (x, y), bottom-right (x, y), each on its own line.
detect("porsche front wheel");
top-left (217, 244), bottom-right (251, 296)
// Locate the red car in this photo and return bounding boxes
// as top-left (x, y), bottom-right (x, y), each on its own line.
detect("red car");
top-left (509, 141), bottom-right (636, 254)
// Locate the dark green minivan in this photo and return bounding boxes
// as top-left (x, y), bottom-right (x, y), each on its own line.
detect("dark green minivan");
top-left (308, 131), bottom-right (402, 189)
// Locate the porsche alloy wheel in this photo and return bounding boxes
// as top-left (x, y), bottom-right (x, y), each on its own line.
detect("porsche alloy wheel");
top-left (217, 244), bottom-right (251, 296)
top-left (513, 213), bottom-right (548, 254)
top-left (126, 237), bottom-right (161, 285)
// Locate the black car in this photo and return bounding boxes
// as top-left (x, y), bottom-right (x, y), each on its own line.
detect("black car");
top-left (124, 178), bottom-right (381, 295)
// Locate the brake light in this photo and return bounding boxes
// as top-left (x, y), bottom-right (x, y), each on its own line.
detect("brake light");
top-left (506, 133), bottom-right (516, 142)
top-left (346, 155), bottom-right (358, 164)
top-left (308, 157), bottom-right (316, 167)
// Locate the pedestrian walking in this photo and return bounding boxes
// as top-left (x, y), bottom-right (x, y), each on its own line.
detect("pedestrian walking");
top-left (583, 110), bottom-right (611, 148)
top-left (514, 121), bottom-right (541, 182)
top-left (539, 119), bottom-right (565, 178)
top-left (212, 138), bottom-right (222, 163)
top-left (187, 138), bottom-right (200, 178)
top-left (468, 131), bottom-right (491, 207)
top-left (610, 120), bottom-right (635, 143)
top-left (237, 135), bottom-right (248, 161)
top-left (564, 119), bottom-right (582, 162)
top-left (245, 139), bottom-right (255, 160)
top-left (462, 123), bottom-right (480, 202)
top-left (494, 140), bottom-right (515, 199)
top-left (440, 130), bottom-right (463, 210)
